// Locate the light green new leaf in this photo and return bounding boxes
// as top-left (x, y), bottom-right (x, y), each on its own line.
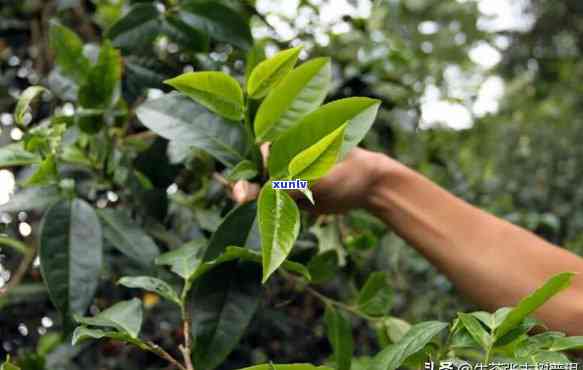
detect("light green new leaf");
top-left (49, 21), bottom-right (90, 83)
top-left (549, 336), bottom-right (583, 351)
top-left (106, 3), bottom-right (161, 52)
top-left (15, 86), bottom-right (48, 127)
top-left (236, 364), bottom-right (333, 370)
top-left (98, 208), bottom-right (160, 267)
top-left (155, 239), bottom-right (207, 280)
top-left (247, 46), bottom-right (302, 99)
top-left (0, 143), bottom-right (41, 168)
top-left (370, 321), bottom-right (448, 370)
top-left (288, 122), bottom-right (347, 180)
top-left (269, 97), bottom-right (381, 178)
top-left (136, 92), bottom-right (250, 167)
top-left (118, 276), bottom-right (181, 306)
top-left (22, 155), bottom-right (58, 187)
top-left (254, 57), bottom-right (331, 142)
top-left (79, 40), bottom-right (122, 110)
top-left (258, 185), bottom-right (300, 283)
top-left (458, 313), bottom-right (492, 350)
top-left (178, 1), bottom-right (252, 50)
top-left (71, 326), bottom-right (149, 350)
top-left (357, 272), bottom-right (393, 317)
top-left (39, 199), bottom-right (102, 332)
top-left (75, 298), bottom-right (143, 338)
top-left (495, 272), bottom-right (574, 338)
top-left (165, 71), bottom-right (244, 121)
top-left (245, 42), bottom-right (266, 83)
top-left (325, 306), bottom-right (353, 370)
top-left (1, 356), bottom-right (19, 370)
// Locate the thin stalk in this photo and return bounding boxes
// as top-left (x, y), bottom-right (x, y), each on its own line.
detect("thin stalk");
top-left (0, 236), bottom-right (29, 255)
top-left (145, 341), bottom-right (188, 370)
top-left (179, 280), bottom-right (195, 370)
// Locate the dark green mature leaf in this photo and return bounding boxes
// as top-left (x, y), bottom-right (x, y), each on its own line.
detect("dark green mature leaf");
top-left (155, 239), bottom-right (207, 280)
top-left (162, 14), bottom-right (209, 52)
top-left (288, 122), bottom-right (347, 181)
top-left (370, 321), bottom-right (447, 370)
top-left (39, 199), bottom-right (102, 330)
top-left (458, 313), bottom-right (492, 350)
top-left (269, 97), bottom-right (381, 177)
top-left (178, 1), bottom-right (252, 50)
top-left (189, 262), bottom-right (262, 370)
top-left (0, 185), bottom-right (61, 213)
top-left (97, 208), bottom-right (160, 267)
top-left (236, 364), bottom-right (334, 370)
top-left (71, 326), bottom-right (149, 349)
top-left (307, 250), bottom-right (339, 283)
top-left (79, 40), bottom-right (122, 109)
top-left (247, 46), bottom-right (302, 99)
top-left (0, 143), bottom-right (41, 167)
top-left (164, 71), bottom-right (244, 121)
top-left (203, 201), bottom-right (258, 261)
top-left (254, 58), bottom-right (331, 142)
top-left (325, 306), bottom-right (353, 370)
top-left (118, 276), bottom-right (181, 306)
top-left (75, 298), bottom-right (143, 338)
top-left (106, 3), bottom-right (161, 52)
top-left (136, 92), bottom-right (250, 167)
top-left (15, 86), bottom-right (48, 127)
top-left (258, 185), bottom-right (301, 283)
top-left (357, 272), bottom-right (393, 317)
top-left (49, 21), bottom-right (90, 82)
top-left (495, 272), bottom-right (574, 338)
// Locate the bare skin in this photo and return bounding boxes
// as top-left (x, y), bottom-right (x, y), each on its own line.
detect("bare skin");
top-left (233, 148), bottom-right (583, 335)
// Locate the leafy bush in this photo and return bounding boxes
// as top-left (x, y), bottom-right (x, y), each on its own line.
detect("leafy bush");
top-left (1, 1), bottom-right (583, 370)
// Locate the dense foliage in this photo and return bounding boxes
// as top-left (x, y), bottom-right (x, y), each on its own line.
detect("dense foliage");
top-left (1, 0), bottom-right (583, 369)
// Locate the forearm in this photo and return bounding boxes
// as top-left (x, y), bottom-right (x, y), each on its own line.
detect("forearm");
top-left (366, 157), bottom-right (583, 334)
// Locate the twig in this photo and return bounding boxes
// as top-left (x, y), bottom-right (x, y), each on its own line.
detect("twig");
top-left (213, 172), bottom-right (233, 189)
top-left (146, 341), bottom-right (188, 370)
top-left (179, 319), bottom-right (195, 370)
top-left (0, 245), bottom-right (36, 297)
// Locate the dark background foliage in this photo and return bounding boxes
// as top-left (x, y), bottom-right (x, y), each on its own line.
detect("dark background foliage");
top-left (1, 0), bottom-right (582, 369)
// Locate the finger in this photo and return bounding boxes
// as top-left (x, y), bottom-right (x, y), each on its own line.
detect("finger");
top-left (232, 180), bottom-right (260, 204)
top-left (260, 142), bottom-right (271, 168)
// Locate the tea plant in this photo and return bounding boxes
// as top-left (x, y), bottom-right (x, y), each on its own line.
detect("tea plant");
top-left (1, 2), bottom-right (583, 370)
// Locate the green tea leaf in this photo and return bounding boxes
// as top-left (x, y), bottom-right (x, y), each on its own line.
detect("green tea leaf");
top-left (22, 155), bottom-right (58, 187)
top-left (79, 40), bottom-right (122, 110)
top-left (155, 239), bottom-right (207, 280)
top-left (357, 272), bottom-right (393, 317)
top-left (71, 326), bottom-right (149, 349)
top-left (0, 185), bottom-right (61, 213)
top-left (118, 276), bottom-right (181, 306)
top-left (258, 185), bottom-right (300, 283)
top-left (495, 272), bottom-right (575, 338)
top-left (106, 3), bottom-right (161, 52)
top-left (549, 336), bottom-right (583, 351)
top-left (325, 306), bottom-right (353, 370)
top-left (189, 262), bottom-right (262, 370)
top-left (236, 364), bottom-right (333, 370)
top-left (247, 46), bottom-right (302, 99)
top-left (254, 58), bottom-right (331, 142)
top-left (370, 321), bottom-right (447, 370)
top-left (136, 92), bottom-right (250, 167)
top-left (225, 159), bottom-right (259, 181)
top-left (1, 356), bottom-right (19, 370)
top-left (14, 86), bottom-right (48, 127)
top-left (288, 122), bottom-right (347, 180)
top-left (39, 199), bottom-right (103, 332)
top-left (162, 13), bottom-right (209, 52)
top-left (75, 298), bottom-right (143, 338)
top-left (269, 97), bottom-right (381, 177)
top-left (178, 1), bottom-right (252, 50)
top-left (165, 71), bottom-right (244, 121)
top-left (0, 143), bottom-right (41, 168)
top-left (307, 251), bottom-right (338, 284)
top-left (49, 21), bottom-right (90, 83)
top-left (458, 313), bottom-right (492, 350)
top-left (98, 208), bottom-right (160, 267)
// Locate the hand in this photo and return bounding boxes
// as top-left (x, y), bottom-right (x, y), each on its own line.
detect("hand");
top-left (231, 147), bottom-right (398, 215)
